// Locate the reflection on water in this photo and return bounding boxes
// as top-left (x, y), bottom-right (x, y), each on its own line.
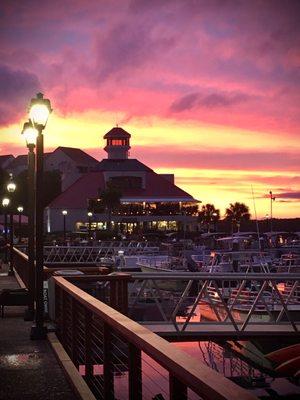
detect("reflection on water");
top-left (175, 341), bottom-right (300, 399)
top-left (83, 283), bottom-right (300, 399)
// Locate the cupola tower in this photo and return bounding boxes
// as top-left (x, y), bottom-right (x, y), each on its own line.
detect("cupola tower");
top-left (103, 127), bottom-right (131, 159)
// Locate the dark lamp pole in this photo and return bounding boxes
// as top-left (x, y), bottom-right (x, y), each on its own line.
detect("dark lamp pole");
top-left (6, 174), bottom-right (16, 276)
top-left (28, 93), bottom-right (52, 340)
top-left (22, 121), bottom-right (37, 321)
top-left (2, 198), bottom-right (10, 265)
top-left (62, 210), bottom-right (67, 243)
top-left (17, 206), bottom-right (23, 243)
top-left (212, 212), bottom-right (218, 232)
top-left (87, 211), bottom-right (93, 238)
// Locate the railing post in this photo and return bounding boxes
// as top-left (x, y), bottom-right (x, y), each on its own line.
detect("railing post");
top-left (62, 291), bottom-right (68, 348)
top-left (110, 281), bottom-right (117, 310)
top-left (169, 374), bottom-right (187, 400)
top-left (121, 278), bottom-right (129, 315)
top-left (55, 285), bottom-right (62, 340)
top-left (84, 309), bottom-right (93, 385)
top-left (71, 297), bottom-right (78, 367)
top-left (129, 343), bottom-right (142, 400)
top-left (103, 323), bottom-right (114, 399)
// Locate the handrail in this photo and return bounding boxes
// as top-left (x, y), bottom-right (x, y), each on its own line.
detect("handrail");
top-left (12, 246), bottom-right (30, 288)
top-left (53, 276), bottom-right (257, 400)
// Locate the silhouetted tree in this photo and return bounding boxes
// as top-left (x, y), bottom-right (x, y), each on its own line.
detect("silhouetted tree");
top-left (225, 202), bottom-right (251, 232)
top-left (99, 182), bottom-right (122, 231)
top-left (198, 203), bottom-right (220, 232)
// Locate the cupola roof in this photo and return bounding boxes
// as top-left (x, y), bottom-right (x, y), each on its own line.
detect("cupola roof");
top-left (103, 126), bottom-right (131, 139)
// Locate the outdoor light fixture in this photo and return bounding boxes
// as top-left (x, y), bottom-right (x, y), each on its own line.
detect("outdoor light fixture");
top-left (2, 197), bottom-right (10, 207)
top-left (28, 93), bottom-right (52, 340)
top-left (22, 121), bottom-right (38, 147)
top-left (2, 197), bottom-right (10, 265)
top-left (29, 92), bottom-right (52, 128)
top-left (21, 120), bottom-right (36, 321)
top-left (17, 206), bottom-right (24, 244)
top-left (7, 174), bottom-right (16, 193)
top-left (62, 210), bottom-right (68, 243)
top-left (87, 211), bottom-right (93, 217)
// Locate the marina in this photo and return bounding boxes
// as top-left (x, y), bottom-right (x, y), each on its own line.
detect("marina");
top-left (1, 2), bottom-right (300, 398)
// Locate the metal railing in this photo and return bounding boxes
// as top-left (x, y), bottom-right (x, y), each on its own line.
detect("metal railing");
top-left (12, 247), bottom-right (31, 288)
top-left (53, 276), bottom-right (257, 400)
top-left (18, 243), bottom-right (160, 264)
top-left (124, 272), bottom-right (300, 335)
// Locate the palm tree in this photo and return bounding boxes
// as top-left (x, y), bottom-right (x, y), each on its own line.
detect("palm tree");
top-left (198, 204), bottom-right (220, 232)
top-left (225, 202), bottom-right (251, 232)
top-left (99, 182), bottom-right (122, 231)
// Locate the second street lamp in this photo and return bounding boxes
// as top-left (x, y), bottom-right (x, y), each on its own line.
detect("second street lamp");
top-left (87, 211), bottom-right (93, 239)
top-left (2, 197), bottom-right (10, 265)
top-left (6, 174), bottom-right (16, 276)
top-left (22, 120), bottom-right (38, 321)
top-left (29, 93), bottom-right (52, 340)
top-left (62, 210), bottom-right (67, 243)
top-left (17, 206), bottom-right (24, 243)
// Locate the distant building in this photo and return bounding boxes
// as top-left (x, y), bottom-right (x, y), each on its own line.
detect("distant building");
top-left (1, 146), bottom-right (99, 192)
top-left (44, 146), bottom-right (99, 191)
top-left (6, 155), bottom-right (28, 176)
top-left (46, 127), bottom-right (199, 233)
top-left (0, 155), bottom-right (14, 170)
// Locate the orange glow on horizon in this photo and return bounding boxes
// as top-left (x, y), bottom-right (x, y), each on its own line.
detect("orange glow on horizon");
top-left (1, 111), bottom-right (299, 219)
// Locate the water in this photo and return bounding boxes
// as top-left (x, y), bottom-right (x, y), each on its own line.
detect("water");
top-left (174, 341), bottom-right (300, 399)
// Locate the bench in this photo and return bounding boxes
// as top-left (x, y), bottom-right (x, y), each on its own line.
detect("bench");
top-left (0, 288), bottom-right (29, 317)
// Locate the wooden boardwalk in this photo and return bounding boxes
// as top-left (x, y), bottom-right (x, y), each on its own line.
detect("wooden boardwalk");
top-left (142, 322), bottom-right (300, 341)
top-left (0, 270), bottom-right (78, 400)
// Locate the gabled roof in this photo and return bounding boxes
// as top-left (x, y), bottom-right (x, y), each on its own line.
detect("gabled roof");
top-left (48, 172), bottom-right (105, 208)
top-left (0, 155), bottom-right (14, 168)
top-left (103, 127), bottom-right (131, 139)
top-left (48, 170), bottom-right (197, 209)
top-left (97, 159), bottom-right (152, 172)
top-left (7, 155), bottom-right (27, 169)
top-left (54, 147), bottom-right (99, 166)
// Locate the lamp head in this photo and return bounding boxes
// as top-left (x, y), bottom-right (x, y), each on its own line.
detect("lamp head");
top-left (62, 210), bottom-right (68, 216)
top-left (17, 206), bottom-right (24, 213)
top-left (2, 197), bottom-right (10, 207)
top-left (7, 174), bottom-right (16, 193)
top-left (22, 121), bottom-right (38, 147)
top-left (29, 92), bottom-right (52, 128)
top-left (87, 212), bottom-right (93, 217)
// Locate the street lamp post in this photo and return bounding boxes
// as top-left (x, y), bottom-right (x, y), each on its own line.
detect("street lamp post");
top-left (7, 174), bottom-right (16, 276)
top-left (212, 212), bottom-right (218, 232)
top-left (269, 191), bottom-right (275, 233)
top-left (62, 210), bottom-right (67, 243)
top-left (29, 93), bottom-right (52, 340)
top-left (17, 206), bottom-right (24, 243)
top-left (2, 197), bottom-right (10, 265)
top-left (87, 211), bottom-right (93, 239)
top-left (22, 121), bottom-right (38, 321)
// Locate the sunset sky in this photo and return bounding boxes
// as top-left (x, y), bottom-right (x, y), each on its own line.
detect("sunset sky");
top-left (0, 0), bottom-right (299, 218)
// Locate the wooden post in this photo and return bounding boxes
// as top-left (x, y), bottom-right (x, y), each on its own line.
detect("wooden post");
top-left (169, 374), bottom-right (187, 400)
top-left (84, 309), bottom-right (93, 384)
top-left (62, 291), bottom-right (68, 348)
top-left (129, 344), bottom-right (142, 400)
top-left (71, 298), bottom-right (78, 367)
top-left (110, 281), bottom-right (117, 310)
top-left (103, 323), bottom-right (114, 399)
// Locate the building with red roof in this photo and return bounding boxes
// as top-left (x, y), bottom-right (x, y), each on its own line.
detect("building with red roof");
top-left (46, 127), bottom-right (199, 233)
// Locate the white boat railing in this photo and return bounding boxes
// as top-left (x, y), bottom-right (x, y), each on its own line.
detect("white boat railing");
top-left (17, 243), bottom-right (160, 263)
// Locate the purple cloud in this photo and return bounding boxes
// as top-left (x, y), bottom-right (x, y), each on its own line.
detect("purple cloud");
top-left (0, 64), bottom-right (40, 125)
top-left (274, 191), bottom-right (300, 200)
top-left (170, 91), bottom-right (251, 112)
